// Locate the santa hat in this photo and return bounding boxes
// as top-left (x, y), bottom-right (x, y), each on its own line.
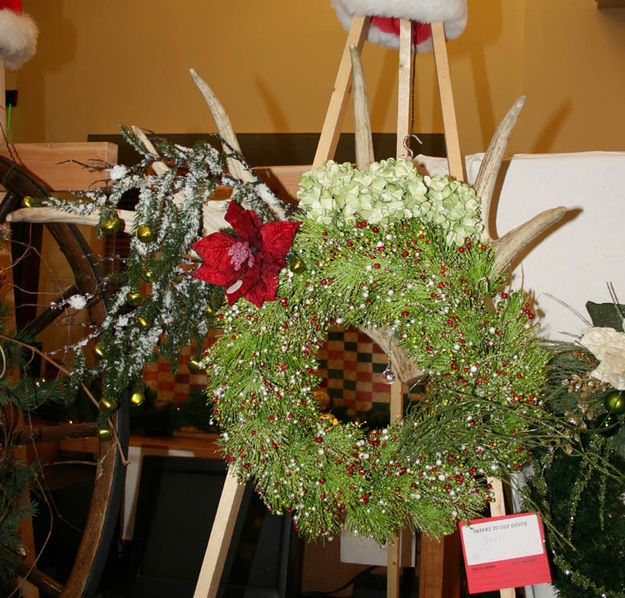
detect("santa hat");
top-left (0, 0), bottom-right (37, 69)
top-left (332, 0), bottom-right (467, 53)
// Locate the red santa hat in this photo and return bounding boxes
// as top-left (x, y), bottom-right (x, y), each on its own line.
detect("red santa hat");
top-left (332, 0), bottom-right (467, 53)
top-left (0, 0), bottom-right (37, 69)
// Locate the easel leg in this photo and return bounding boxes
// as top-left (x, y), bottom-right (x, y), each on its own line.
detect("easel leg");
top-left (396, 20), bottom-right (413, 160)
top-left (312, 15), bottom-right (370, 168)
top-left (386, 380), bottom-right (403, 598)
top-left (488, 477), bottom-right (515, 598)
top-left (193, 470), bottom-right (245, 598)
top-left (431, 22), bottom-right (464, 181)
top-left (387, 534), bottom-right (401, 598)
top-left (419, 537), bottom-right (444, 597)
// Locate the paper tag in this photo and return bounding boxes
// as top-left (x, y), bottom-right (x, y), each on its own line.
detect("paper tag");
top-left (460, 512), bottom-right (551, 593)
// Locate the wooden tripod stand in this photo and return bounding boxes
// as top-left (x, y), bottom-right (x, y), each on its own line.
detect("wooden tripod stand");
top-left (193, 16), bottom-right (512, 598)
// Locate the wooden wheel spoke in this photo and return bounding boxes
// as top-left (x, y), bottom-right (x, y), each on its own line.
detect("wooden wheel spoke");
top-left (0, 545), bottom-right (63, 597)
top-left (20, 284), bottom-right (80, 337)
top-left (21, 282), bottom-right (110, 339)
top-left (13, 422), bottom-right (99, 446)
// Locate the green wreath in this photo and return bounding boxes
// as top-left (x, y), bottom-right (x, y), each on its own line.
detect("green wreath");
top-left (193, 158), bottom-right (551, 542)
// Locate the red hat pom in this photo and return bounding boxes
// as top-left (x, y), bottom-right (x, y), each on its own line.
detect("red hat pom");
top-left (0, 0), bottom-right (38, 70)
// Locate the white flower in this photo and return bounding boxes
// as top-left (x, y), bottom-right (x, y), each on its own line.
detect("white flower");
top-left (579, 327), bottom-right (625, 390)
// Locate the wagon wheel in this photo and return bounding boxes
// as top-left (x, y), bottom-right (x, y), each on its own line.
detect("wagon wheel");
top-left (0, 155), bottom-right (129, 597)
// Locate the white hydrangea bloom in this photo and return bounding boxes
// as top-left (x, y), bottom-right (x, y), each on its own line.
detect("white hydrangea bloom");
top-left (579, 326), bottom-right (625, 390)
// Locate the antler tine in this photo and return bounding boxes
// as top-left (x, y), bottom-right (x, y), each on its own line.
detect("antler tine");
top-left (475, 96), bottom-right (526, 241)
top-left (132, 125), bottom-right (186, 208)
top-left (350, 46), bottom-right (375, 170)
top-left (492, 207), bottom-right (567, 274)
top-left (131, 126), bottom-right (168, 173)
top-left (190, 68), bottom-right (254, 184)
top-left (472, 98), bottom-right (569, 274)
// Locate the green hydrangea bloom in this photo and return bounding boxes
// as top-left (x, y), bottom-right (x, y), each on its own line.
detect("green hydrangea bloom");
top-left (297, 159), bottom-right (483, 245)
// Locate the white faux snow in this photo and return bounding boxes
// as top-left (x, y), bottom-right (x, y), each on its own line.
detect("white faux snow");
top-left (66, 294), bottom-right (88, 310)
top-left (107, 164), bottom-right (128, 180)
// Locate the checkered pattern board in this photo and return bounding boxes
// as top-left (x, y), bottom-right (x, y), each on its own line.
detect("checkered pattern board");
top-left (317, 327), bottom-right (392, 413)
top-left (143, 327), bottom-right (410, 414)
top-left (143, 344), bottom-right (212, 403)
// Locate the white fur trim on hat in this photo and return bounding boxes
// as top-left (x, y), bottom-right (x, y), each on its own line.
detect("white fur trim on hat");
top-left (332, 0), bottom-right (467, 52)
top-left (0, 8), bottom-right (38, 69)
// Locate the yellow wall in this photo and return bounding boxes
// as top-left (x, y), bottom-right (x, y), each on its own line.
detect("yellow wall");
top-left (7, 0), bottom-right (625, 158)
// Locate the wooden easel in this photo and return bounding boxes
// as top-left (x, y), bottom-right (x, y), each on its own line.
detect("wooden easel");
top-left (193, 16), bottom-right (512, 598)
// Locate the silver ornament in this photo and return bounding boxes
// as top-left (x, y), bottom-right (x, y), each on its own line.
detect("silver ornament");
top-left (383, 366), bottom-right (396, 383)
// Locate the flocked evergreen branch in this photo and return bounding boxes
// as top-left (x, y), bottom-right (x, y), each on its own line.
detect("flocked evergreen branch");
top-left (35, 129), bottom-right (289, 418)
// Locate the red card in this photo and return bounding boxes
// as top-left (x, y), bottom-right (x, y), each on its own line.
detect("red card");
top-left (460, 512), bottom-right (551, 594)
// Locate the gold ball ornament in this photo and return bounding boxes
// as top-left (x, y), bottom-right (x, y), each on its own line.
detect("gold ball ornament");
top-left (205, 304), bottom-right (215, 317)
top-left (21, 196), bottom-right (41, 208)
top-left (136, 316), bottom-right (152, 330)
top-left (99, 397), bottom-right (119, 413)
top-left (604, 390), bottom-right (625, 415)
top-left (101, 217), bottom-right (124, 235)
top-left (187, 358), bottom-right (203, 372)
top-left (126, 291), bottom-right (146, 307)
top-left (130, 391), bottom-right (146, 406)
top-left (93, 341), bottom-right (106, 359)
top-left (144, 270), bottom-right (157, 283)
top-left (290, 258), bottom-right (306, 274)
top-left (97, 427), bottom-right (114, 441)
top-left (136, 224), bottom-right (154, 243)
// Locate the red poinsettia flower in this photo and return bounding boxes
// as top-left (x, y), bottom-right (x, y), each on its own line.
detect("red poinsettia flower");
top-left (192, 202), bottom-right (299, 307)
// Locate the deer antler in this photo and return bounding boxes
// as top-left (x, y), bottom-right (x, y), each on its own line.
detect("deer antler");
top-left (350, 46), bottom-right (375, 170)
top-left (364, 327), bottom-right (423, 385)
top-left (474, 96), bottom-right (526, 229)
top-left (6, 71), bottom-right (569, 387)
top-left (6, 207), bottom-right (136, 231)
top-left (7, 127), bottom-right (230, 234)
top-left (190, 68), bottom-right (290, 223)
top-left (350, 47), bottom-right (421, 384)
top-left (189, 68), bottom-right (254, 185)
top-left (475, 97), bottom-right (567, 273)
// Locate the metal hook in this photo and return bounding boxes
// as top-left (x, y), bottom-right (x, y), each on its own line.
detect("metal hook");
top-left (383, 329), bottom-right (396, 384)
top-left (402, 133), bottom-right (423, 159)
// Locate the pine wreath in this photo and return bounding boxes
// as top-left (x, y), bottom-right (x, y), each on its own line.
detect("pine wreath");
top-left (197, 158), bottom-right (552, 542)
